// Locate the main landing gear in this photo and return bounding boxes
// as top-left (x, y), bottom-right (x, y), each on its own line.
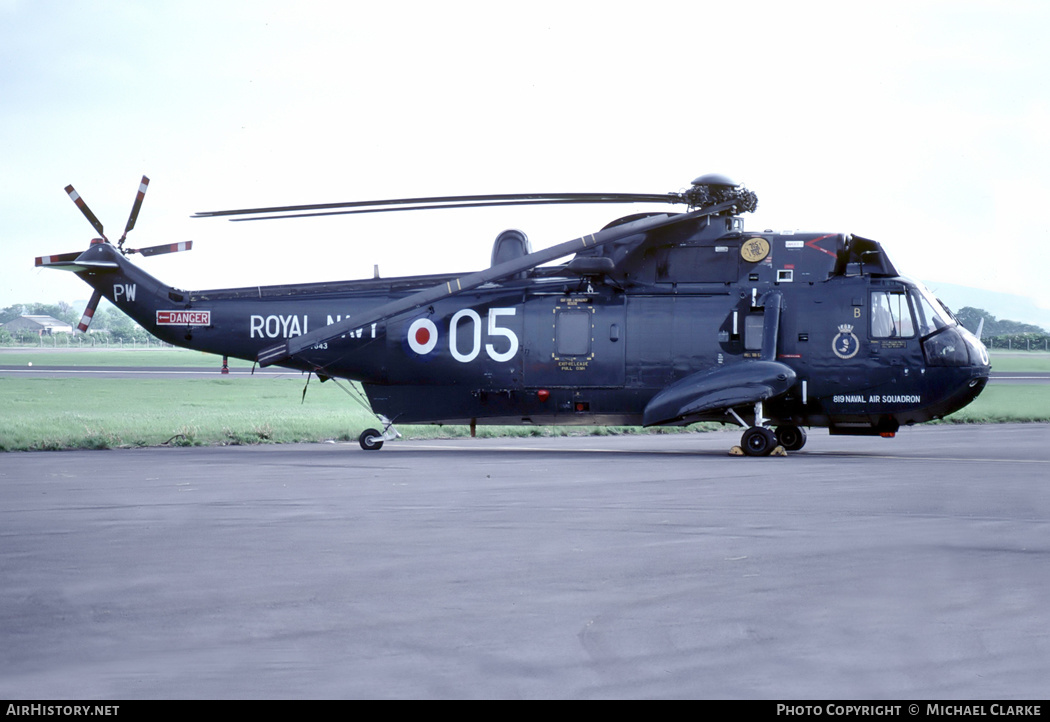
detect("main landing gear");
top-left (729, 402), bottom-right (807, 456)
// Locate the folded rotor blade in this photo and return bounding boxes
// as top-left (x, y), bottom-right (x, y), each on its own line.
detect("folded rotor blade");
top-left (123, 176), bottom-right (150, 235)
top-left (77, 289), bottom-right (103, 333)
top-left (65, 185), bottom-right (106, 238)
top-left (128, 241), bottom-right (193, 257)
top-left (194, 192), bottom-right (683, 220)
top-left (256, 201), bottom-right (735, 367)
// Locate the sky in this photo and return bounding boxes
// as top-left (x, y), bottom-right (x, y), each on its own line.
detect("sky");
top-left (3, 0), bottom-right (1049, 326)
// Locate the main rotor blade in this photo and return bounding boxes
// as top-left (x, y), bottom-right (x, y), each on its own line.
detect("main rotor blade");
top-left (225, 197), bottom-right (681, 222)
top-left (256, 201), bottom-right (735, 367)
top-left (123, 175), bottom-right (150, 235)
top-left (194, 192), bottom-right (683, 220)
top-left (65, 185), bottom-right (105, 238)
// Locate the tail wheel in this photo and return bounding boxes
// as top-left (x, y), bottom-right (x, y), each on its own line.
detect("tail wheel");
top-left (775, 425), bottom-right (807, 451)
top-left (741, 426), bottom-right (776, 457)
top-left (359, 428), bottom-right (384, 451)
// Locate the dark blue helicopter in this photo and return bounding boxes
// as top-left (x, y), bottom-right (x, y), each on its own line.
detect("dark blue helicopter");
top-left (37, 174), bottom-right (990, 455)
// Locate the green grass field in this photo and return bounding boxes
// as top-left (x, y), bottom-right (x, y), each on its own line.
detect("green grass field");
top-left (0, 376), bottom-right (366, 451)
top-left (986, 353), bottom-right (1050, 372)
top-left (0, 375), bottom-right (709, 451)
top-left (1, 348), bottom-right (1047, 451)
top-left (0, 347), bottom-right (250, 368)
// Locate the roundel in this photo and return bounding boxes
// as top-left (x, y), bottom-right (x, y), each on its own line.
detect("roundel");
top-left (407, 317), bottom-right (438, 355)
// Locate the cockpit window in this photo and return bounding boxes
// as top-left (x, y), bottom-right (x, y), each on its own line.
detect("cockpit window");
top-left (871, 291), bottom-right (915, 338)
top-left (910, 285), bottom-right (956, 337)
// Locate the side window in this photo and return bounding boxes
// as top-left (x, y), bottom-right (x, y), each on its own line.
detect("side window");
top-left (871, 291), bottom-right (915, 338)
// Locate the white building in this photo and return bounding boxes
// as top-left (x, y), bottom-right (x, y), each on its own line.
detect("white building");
top-left (1, 315), bottom-right (74, 335)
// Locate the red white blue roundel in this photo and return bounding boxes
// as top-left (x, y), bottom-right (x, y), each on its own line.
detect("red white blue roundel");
top-left (407, 317), bottom-right (438, 355)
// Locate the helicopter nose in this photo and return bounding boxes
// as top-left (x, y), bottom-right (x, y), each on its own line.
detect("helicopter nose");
top-left (964, 327), bottom-right (991, 369)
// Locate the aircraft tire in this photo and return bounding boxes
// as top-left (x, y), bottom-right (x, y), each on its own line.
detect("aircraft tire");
top-left (775, 425), bottom-right (807, 451)
top-left (359, 428), bottom-right (384, 451)
top-left (741, 426), bottom-right (776, 457)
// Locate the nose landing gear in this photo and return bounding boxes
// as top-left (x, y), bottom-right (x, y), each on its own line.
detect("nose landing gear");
top-left (741, 426), bottom-right (778, 456)
top-left (774, 424), bottom-right (807, 452)
top-left (729, 402), bottom-right (806, 456)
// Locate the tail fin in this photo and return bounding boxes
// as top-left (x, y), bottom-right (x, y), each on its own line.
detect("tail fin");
top-left (36, 242), bottom-right (121, 333)
top-left (36, 241), bottom-right (178, 336)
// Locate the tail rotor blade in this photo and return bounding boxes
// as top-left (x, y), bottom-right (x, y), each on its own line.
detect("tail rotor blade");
top-left (128, 241), bottom-right (193, 257)
top-left (35, 251), bottom-right (83, 267)
top-left (77, 289), bottom-right (103, 333)
top-left (123, 175), bottom-right (150, 236)
top-left (65, 185), bottom-right (106, 239)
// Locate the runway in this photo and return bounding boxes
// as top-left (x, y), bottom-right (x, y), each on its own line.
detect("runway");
top-left (2, 424), bottom-right (1049, 699)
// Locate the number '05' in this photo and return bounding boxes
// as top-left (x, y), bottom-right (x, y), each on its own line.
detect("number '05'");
top-left (449, 308), bottom-right (519, 363)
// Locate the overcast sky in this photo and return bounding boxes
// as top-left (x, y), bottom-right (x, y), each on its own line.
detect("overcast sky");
top-left (3, 0), bottom-right (1048, 325)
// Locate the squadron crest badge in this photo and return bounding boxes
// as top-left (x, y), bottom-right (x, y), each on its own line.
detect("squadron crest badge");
top-left (832, 323), bottom-right (860, 359)
top-left (740, 236), bottom-right (770, 263)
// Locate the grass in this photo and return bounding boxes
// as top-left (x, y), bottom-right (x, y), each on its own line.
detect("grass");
top-left (1, 348), bottom-right (1047, 451)
top-left (937, 385), bottom-right (1050, 424)
top-left (986, 352), bottom-right (1050, 373)
top-left (0, 375), bottom-right (723, 451)
top-left (0, 377), bottom-right (365, 451)
top-left (0, 347), bottom-right (248, 368)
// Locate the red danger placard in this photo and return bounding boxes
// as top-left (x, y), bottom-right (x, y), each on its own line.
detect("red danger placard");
top-left (156, 310), bottom-right (211, 326)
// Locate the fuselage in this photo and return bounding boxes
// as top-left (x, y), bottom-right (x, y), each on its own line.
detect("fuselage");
top-left (67, 213), bottom-right (991, 436)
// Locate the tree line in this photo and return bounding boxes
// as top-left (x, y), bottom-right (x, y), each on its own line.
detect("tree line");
top-left (0, 302), bottom-right (164, 345)
top-left (953, 307), bottom-right (1050, 350)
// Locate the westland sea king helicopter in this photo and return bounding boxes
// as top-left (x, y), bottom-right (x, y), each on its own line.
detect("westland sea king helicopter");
top-left (36, 174), bottom-right (990, 455)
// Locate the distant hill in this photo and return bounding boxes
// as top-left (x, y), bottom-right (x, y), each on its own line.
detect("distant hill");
top-left (922, 281), bottom-right (1050, 333)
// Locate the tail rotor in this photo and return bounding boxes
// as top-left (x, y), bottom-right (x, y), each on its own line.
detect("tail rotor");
top-left (39, 175), bottom-right (193, 332)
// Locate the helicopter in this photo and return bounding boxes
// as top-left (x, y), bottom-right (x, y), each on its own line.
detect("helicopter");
top-left (36, 173), bottom-right (991, 455)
